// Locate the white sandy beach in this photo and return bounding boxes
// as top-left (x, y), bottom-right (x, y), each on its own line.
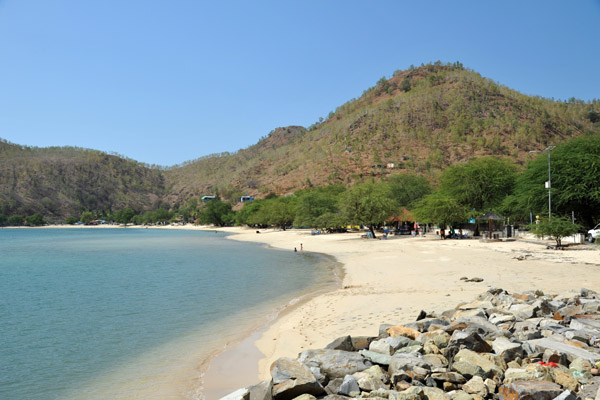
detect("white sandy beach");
top-left (199, 227), bottom-right (600, 399)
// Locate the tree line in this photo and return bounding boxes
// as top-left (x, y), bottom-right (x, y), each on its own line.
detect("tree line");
top-left (2, 134), bottom-right (598, 239)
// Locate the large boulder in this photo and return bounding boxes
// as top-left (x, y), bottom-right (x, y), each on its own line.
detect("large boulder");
top-left (298, 349), bottom-right (371, 379)
top-left (270, 357), bottom-right (325, 400)
top-left (326, 336), bottom-right (355, 352)
top-left (453, 349), bottom-right (505, 380)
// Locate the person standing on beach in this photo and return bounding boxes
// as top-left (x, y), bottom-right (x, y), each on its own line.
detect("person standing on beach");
top-left (300, 243), bottom-right (303, 251)
top-left (294, 247), bottom-right (297, 252)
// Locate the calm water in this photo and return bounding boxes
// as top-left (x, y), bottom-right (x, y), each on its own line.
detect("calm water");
top-left (0, 228), bottom-right (339, 400)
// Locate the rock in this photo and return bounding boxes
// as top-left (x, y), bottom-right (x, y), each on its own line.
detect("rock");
top-left (298, 349), bottom-right (371, 379)
top-left (292, 395), bottom-right (316, 400)
top-left (570, 358), bottom-right (593, 372)
top-left (498, 381), bottom-right (562, 400)
top-left (431, 372), bottom-right (467, 384)
top-left (509, 304), bottom-right (539, 320)
top-left (248, 380), bottom-right (273, 400)
top-left (389, 353), bottom-right (431, 376)
top-left (526, 338), bottom-right (600, 363)
top-left (490, 314), bottom-right (517, 325)
top-left (453, 316), bottom-right (507, 339)
top-left (220, 388), bottom-right (250, 400)
top-left (353, 365), bottom-right (389, 391)
top-left (360, 350), bottom-right (393, 366)
top-left (454, 349), bottom-right (505, 379)
top-left (370, 339), bottom-right (395, 355)
top-left (324, 378), bottom-right (343, 395)
top-left (270, 358), bottom-right (325, 400)
top-left (388, 326), bottom-right (421, 340)
top-left (484, 378), bottom-right (497, 394)
top-left (493, 337), bottom-right (525, 360)
top-left (463, 376), bottom-right (488, 397)
top-left (450, 391), bottom-right (474, 400)
top-left (322, 395), bottom-right (353, 400)
top-left (451, 361), bottom-right (486, 379)
top-left (552, 390), bottom-right (577, 400)
top-left (404, 318), bottom-right (449, 333)
top-left (396, 345), bottom-right (424, 354)
top-left (424, 354), bottom-right (449, 368)
top-left (448, 331), bottom-right (492, 353)
top-left (326, 336), bottom-right (355, 352)
top-left (338, 375), bottom-right (360, 396)
top-left (552, 369), bottom-right (580, 392)
top-left (353, 336), bottom-right (377, 351)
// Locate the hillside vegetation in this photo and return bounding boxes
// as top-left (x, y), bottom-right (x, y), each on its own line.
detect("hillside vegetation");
top-left (1, 63), bottom-right (598, 221)
top-left (164, 63), bottom-right (598, 204)
top-left (0, 141), bottom-right (166, 219)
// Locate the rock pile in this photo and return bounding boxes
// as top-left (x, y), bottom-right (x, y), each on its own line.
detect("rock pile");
top-left (220, 288), bottom-right (600, 400)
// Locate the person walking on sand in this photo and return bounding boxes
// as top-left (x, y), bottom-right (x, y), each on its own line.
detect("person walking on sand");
top-left (300, 243), bottom-right (303, 251)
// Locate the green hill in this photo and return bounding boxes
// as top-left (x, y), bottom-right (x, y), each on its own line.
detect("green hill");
top-left (1, 63), bottom-right (598, 219)
top-left (164, 63), bottom-right (598, 203)
top-left (0, 141), bottom-right (166, 219)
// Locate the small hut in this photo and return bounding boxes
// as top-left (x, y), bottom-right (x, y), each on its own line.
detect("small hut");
top-left (478, 211), bottom-right (505, 239)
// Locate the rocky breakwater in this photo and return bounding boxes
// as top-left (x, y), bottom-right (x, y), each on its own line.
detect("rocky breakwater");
top-left (220, 288), bottom-right (600, 400)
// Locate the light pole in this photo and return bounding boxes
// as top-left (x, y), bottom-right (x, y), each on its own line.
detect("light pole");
top-left (544, 146), bottom-right (556, 220)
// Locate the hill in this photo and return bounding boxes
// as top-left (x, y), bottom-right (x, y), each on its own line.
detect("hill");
top-left (164, 63), bottom-right (598, 204)
top-left (0, 141), bottom-right (166, 219)
top-left (1, 63), bottom-right (598, 219)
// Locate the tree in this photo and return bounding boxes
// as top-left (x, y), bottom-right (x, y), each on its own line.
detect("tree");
top-left (413, 193), bottom-right (468, 227)
top-left (387, 174), bottom-right (432, 209)
top-left (25, 213), bottom-right (46, 226)
top-left (513, 134), bottom-right (600, 228)
top-left (340, 183), bottom-right (396, 238)
top-left (0, 213), bottom-right (6, 226)
top-left (530, 216), bottom-right (582, 248)
top-left (80, 211), bottom-right (93, 225)
top-left (113, 208), bottom-right (135, 224)
top-left (294, 185), bottom-right (345, 228)
top-left (7, 214), bottom-right (24, 226)
top-left (248, 197), bottom-right (296, 229)
top-left (198, 200), bottom-right (234, 227)
top-left (439, 157), bottom-right (517, 211)
top-left (65, 216), bottom-right (79, 225)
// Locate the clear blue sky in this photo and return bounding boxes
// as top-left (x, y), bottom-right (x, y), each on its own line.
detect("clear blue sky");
top-left (1, 1), bottom-right (599, 166)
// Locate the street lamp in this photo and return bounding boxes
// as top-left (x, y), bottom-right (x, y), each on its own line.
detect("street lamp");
top-left (543, 146), bottom-right (556, 220)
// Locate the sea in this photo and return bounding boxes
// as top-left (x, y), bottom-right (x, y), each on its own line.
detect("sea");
top-left (0, 228), bottom-right (340, 400)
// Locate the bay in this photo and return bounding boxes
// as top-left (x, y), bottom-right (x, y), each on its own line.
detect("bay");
top-left (0, 228), bottom-right (339, 400)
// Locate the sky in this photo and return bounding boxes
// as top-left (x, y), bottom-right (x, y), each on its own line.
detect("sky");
top-left (1, 1), bottom-right (599, 166)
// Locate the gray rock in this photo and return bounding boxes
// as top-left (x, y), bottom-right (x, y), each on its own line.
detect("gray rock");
top-left (526, 338), bottom-right (600, 363)
top-left (509, 304), bottom-right (539, 320)
top-left (569, 316), bottom-right (600, 331)
top-left (360, 350), bottom-right (393, 366)
top-left (453, 316), bottom-right (507, 339)
top-left (370, 339), bottom-right (395, 355)
top-left (220, 388), bottom-right (250, 400)
top-left (451, 361), bottom-right (486, 379)
top-left (388, 353), bottom-right (431, 376)
top-left (248, 380), bottom-right (273, 400)
top-left (430, 372), bottom-right (467, 384)
top-left (449, 391), bottom-right (474, 400)
top-left (498, 381), bottom-right (562, 400)
top-left (339, 375), bottom-right (360, 396)
top-left (453, 349), bottom-right (504, 379)
top-left (353, 365), bottom-right (389, 391)
top-left (298, 349), bottom-right (371, 379)
top-left (292, 395), bottom-right (316, 400)
top-left (326, 336), bottom-right (355, 352)
top-left (270, 357), bottom-right (325, 400)
top-left (396, 345), bottom-right (424, 354)
top-left (322, 395), bottom-right (352, 400)
top-left (462, 376), bottom-right (488, 397)
top-left (492, 337), bottom-right (524, 360)
top-left (404, 318), bottom-right (449, 333)
top-left (324, 378), bottom-right (343, 395)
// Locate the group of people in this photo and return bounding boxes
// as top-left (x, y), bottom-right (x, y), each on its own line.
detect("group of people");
top-left (438, 226), bottom-right (466, 239)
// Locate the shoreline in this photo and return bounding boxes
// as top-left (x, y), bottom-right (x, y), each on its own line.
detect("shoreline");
top-left (12, 225), bottom-right (600, 399)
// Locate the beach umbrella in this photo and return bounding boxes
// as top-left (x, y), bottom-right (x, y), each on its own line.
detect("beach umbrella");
top-left (478, 211), bottom-right (504, 239)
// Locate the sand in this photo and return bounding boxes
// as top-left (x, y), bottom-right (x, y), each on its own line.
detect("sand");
top-left (204, 227), bottom-right (600, 389)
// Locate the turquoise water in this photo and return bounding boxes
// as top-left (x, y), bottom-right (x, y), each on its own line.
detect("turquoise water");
top-left (0, 228), bottom-right (338, 400)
